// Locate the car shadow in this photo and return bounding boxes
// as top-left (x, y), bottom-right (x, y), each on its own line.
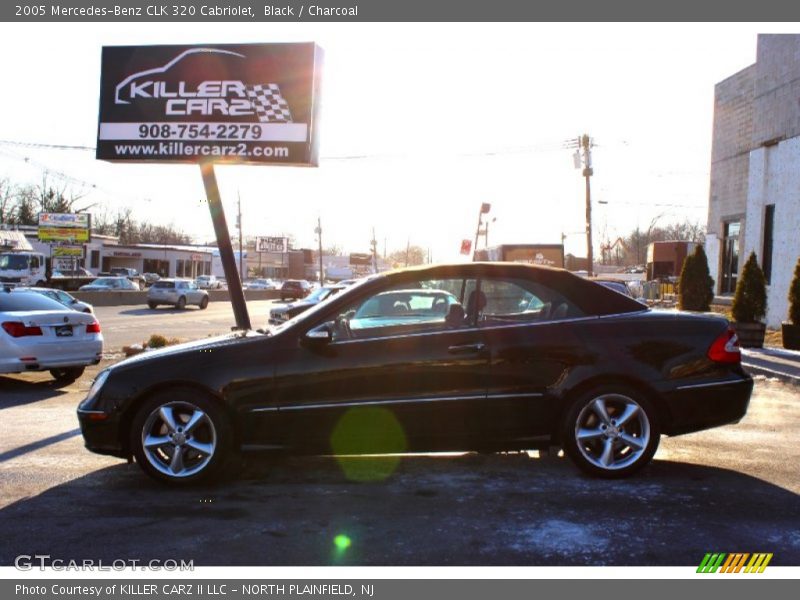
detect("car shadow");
top-left (0, 454), bottom-right (798, 566)
top-left (0, 376), bottom-right (69, 410)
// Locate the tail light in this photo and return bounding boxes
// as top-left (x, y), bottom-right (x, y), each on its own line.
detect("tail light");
top-left (2, 321), bottom-right (43, 338)
top-left (707, 327), bottom-right (741, 364)
top-left (86, 320), bottom-right (101, 334)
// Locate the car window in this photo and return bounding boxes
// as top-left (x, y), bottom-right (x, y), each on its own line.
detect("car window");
top-left (0, 292), bottom-right (66, 311)
top-left (153, 281), bottom-right (175, 289)
top-left (332, 277), bottom-right (474, 340)
top-left (56, 291), bottom-right (72, 303)
top-left (477, 278), bottom-right (584, 325)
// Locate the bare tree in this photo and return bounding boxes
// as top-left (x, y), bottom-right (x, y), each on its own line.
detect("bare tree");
top-left (0, 178), bottom-right (14, 224)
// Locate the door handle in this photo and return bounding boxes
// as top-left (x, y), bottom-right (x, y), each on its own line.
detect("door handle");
top-left (448, 343), bottom-right (487, 355)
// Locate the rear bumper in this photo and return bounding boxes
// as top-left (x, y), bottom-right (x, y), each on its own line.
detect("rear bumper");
top-left (662, 375), bottom-right (754, 436)
top-left (0, 341), bottom-right (102, 374)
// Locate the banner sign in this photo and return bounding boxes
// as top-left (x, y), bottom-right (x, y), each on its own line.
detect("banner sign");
top-left (460, 239), bottom-right (472, 255)
top-left (97, 43), bottom-right (323, 166)
top-left (256, 236), bottom-right (288, 252)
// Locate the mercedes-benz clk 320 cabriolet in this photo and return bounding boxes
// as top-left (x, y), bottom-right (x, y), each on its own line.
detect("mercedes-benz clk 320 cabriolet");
top-left (78, 263), bottom-right (752, 484)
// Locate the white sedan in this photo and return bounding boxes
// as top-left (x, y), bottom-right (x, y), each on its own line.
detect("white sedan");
top-left (0, 289), bottom-right (103, 385)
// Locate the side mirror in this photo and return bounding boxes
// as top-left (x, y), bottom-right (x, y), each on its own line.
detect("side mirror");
top-left (303, 323), bottom-right (332, 345)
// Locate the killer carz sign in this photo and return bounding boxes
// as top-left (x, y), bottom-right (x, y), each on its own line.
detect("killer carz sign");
top-left (97, 43), bottom-right (323, 166)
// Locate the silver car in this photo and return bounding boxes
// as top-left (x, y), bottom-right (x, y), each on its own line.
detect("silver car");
top-left (20, 287), bottom-right (94, 313)
top-left (0, 289), bottom-right (103, 384)
top-left (147, 279), bottom-right (209, 310)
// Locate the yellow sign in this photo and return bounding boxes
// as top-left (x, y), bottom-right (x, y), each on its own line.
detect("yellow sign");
top-left (52, 245), bottom-right (84, 257)
top-left (38, 228), bottom-right (90, 243)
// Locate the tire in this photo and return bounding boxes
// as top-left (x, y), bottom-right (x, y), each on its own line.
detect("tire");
top-left (147, 302), bottom-right (158, 309)
top-left (199, 296), bottom-right (209, 310)
top-left (562, 385), bottom-right (660, 478)
top-left (130, 389), bottom-right (233, 485)
top-left (50, 366), bottom-right (85, 386)
top-left (176, 296), bottom-right (186, 310)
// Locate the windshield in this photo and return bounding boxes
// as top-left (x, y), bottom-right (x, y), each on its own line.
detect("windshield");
top-left (307, 287), bottom-right (335, 302)
top-left (0, 254), bottom-right (31, 270)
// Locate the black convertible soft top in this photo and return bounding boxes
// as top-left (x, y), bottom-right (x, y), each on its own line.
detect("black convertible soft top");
top-left (376, 262), bottom-right (647, 317)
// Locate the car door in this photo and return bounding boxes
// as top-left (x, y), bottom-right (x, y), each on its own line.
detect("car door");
top-left (476, 276), bottom-right (591, 443)
top-left (269, 276), bottom-right (490, 453)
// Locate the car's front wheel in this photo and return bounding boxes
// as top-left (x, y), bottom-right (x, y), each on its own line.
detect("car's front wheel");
top-left (176, 296), bottom-right (186, 310)
top-left (562, 386), bottom-right (660, 478)
top-left (50, 366), bottom-right (85, 386)
top-left (199, 296), bottom-right (209, 310)
top-left (130, 390), bottom-right (232, 485)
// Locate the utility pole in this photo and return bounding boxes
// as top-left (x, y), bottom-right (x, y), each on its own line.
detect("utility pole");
top-left (370, 227), bottom-right (378, 273)
top-left (472, 203), bottom-right (491, 261)
top-left (405, 238), bottom-right (410, 267)
top-left (315, 217), bottom-right (324, 283)
top-left (580, 134), bottom-right (594, 277)
top-left (237, 192), bottom-right (244, 282)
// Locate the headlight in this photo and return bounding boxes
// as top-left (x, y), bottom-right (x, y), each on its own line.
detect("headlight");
top-left (79, 369), bottom-right (111, 410)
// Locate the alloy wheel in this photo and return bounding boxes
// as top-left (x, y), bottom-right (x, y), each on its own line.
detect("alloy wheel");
top-left (140, 401), bottom-right (217, 478)
top-left (573, 393), bottom-right (651, 471)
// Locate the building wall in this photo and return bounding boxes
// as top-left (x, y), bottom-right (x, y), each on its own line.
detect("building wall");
top-left (745, 140), bottom-right (800, 327)
top-left (708, 34), bottom-right (800, 328)
top-left (708, 64), bottom-right (754, 244)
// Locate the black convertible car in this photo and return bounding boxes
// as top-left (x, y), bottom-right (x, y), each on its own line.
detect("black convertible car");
top-left (78, 263), bottom-right (752, 484)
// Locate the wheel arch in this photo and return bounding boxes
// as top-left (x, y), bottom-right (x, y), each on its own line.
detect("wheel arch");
top-left (552, 374), bottom-right (671, 444)
top-left (118, 381), bottom-right (239, 457)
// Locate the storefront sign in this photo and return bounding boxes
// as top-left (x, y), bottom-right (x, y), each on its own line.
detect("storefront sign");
top-left (97, 43), bottom-right (323, 166)
top-left (256, 237), bottom-right (288, 253)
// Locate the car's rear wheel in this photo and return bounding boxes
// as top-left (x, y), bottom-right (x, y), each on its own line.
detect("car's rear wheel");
top-left (50, 366), bottom-right (85, 385)
top-left (199, 296), bottom-right (209, 310)
top-left (176, 296), bottom-right (186, 310)
top-left (562, 386), bottom-right (660, 478)
top-left (147, 302), bottom-right (158, 309)
top-left (130, 390), bottom-right (232, 485)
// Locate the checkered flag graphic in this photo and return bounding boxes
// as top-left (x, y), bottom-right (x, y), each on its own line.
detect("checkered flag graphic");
top-left (246, 84), bottom-right (293, 123)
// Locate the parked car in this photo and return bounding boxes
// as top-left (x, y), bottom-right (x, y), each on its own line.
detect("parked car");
top-left (147, 279), bottom-right (209, 310)
top-left (78, 262), bottom-right (752, 484)
top-left (108, 267), bottom-right (146, 290)
top-left (18, 287), bottom-right (93, 313)
top-left (280, 279), bottom-right (311, 301)
top-left (247, 278), bottom-right (278, 290)
top-left (79, 277), bottom-right (139, 292)
top-left (143, 273), bottom-right (161, 286)
top-left (268, 285), bottom-right (347, 325)
top-left (196, 275), bottom-right (222, 290)
top-left (593, 279), bottom-right (634, 297)
top-left (1, 288), bottom-right (102, 385)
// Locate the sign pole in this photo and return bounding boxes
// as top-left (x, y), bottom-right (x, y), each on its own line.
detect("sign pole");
top-left (199, 161), bottom-right (251, 331)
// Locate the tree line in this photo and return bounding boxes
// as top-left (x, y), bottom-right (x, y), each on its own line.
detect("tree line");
top-left (0, 175), bottom-right (191, 245)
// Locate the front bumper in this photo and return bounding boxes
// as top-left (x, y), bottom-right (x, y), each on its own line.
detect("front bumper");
top-left (77, 408), bottom-right (128, 458)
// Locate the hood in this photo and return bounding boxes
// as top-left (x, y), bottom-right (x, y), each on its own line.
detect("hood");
top-left (112, 331), bottom-right (263, 370)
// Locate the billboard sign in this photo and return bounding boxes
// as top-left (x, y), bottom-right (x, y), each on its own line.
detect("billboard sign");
top-left (97, 43), bottom-right (323, 166)
top-left (256, 236), bottom-right (288, 253)
top-left (52, 245), bottom-right (85, 258)
top-left (38, 213), bottom-right (91, 243)
top-left (38, 213), bottom-right (90, 229)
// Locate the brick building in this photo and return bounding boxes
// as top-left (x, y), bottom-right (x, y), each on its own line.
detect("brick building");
top-left (707, 34), bottom-right (800, 327)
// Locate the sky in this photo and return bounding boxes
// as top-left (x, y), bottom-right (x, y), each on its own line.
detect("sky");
top-left (0, 22), bottom-right (782, 261)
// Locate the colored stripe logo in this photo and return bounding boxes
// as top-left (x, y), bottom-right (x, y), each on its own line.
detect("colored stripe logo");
top-left (697, 553), bottom-right (773, 573)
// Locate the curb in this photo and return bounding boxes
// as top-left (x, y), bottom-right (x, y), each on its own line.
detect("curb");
top-left (742, 363), bottom-right (800, 386)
